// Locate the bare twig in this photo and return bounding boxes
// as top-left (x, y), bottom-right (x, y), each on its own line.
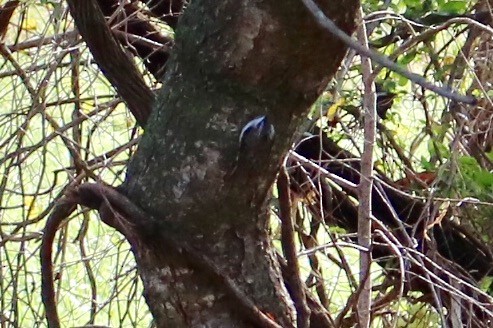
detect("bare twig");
top-left (356, 6), bottom-right (375, 327)
top-left (301, 0), bottom-right (476, 104)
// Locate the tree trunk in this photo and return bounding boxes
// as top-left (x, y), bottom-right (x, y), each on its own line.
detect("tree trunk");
top-left (120, 0), bottom-right (358, 326)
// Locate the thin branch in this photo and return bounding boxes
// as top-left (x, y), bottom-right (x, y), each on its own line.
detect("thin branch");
top-left (356, 6), bottom-right (375, 327)
top-left (277, 167), bottom-right (310, 328)
top-left (301, 0), bottom-right (476, 105)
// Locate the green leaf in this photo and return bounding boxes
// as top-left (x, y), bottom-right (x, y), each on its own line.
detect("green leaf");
top-left (399, 52), bottom-right (417, 65)
top-left (474, 170), bottom-right (493, 188)
top-left (480, 276), bottom-right (493, 291)
top-left (397, 74), bottom-right (409, 86)
top-left (420, 157), bottom-right (434, 171)
top-left (440, 1), bottom-right (468, 14)
top-left (458, 156), bottom-right (479, 167)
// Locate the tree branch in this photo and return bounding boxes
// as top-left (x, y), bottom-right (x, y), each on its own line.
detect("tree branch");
top-left (277, 167), bottom-right (310, 328)
top-left (40, 183), bottom-right (151, 328)
top-left (41, 182), bottom-right (284, 328)
top-left (66, 0), bottom-right (154, 126)
top-left (139, 0), bottom-right (186, 28)
top-left (301, 0), bottom-right (477, 105)
top-left (0, 1), bottom-right (19, 40)
top-left (40, 199), bottom-right (77, 328)
top-left (356, 5), bottom-right (375, 327)
top-left (96, 0), bottom-right (174, 79)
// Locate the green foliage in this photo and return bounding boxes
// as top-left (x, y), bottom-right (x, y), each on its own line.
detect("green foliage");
top-left (439, 0), bottom-right (469, 14)
top-left (442, 156), bottom-right (493, 199)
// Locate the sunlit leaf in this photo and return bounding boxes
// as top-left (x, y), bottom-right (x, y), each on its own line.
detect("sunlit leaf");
top-left (326, 98), bottom-right (345, 121)
top-left (21, 17), bottom-right (37, 32)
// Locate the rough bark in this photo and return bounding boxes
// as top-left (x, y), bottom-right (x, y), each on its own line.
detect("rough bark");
top-left (118, 0), bottom-right (358, 326)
